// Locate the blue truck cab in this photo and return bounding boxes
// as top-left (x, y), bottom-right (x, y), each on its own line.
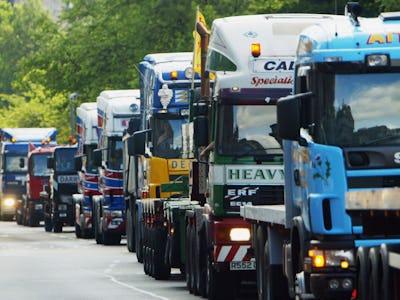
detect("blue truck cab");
top-left (0, 128), bottom-right (57, 221)
top-left (277, 4), bottom-right (400, 298)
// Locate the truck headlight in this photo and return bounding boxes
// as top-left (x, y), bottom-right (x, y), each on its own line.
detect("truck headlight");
top-left (308, 249), bottom-right (354, 268)
top-left (4, 198), bottom-right (16, 207)
top-left (107, 210), bottom-right (122, 218)
top-left (230, 228), bottom-right (251, 242)
top-left (58, 204), bottom-right (68, 211)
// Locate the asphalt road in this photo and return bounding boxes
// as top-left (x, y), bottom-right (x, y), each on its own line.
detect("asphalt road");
top-left (0, 221), bottom-right (256, 300)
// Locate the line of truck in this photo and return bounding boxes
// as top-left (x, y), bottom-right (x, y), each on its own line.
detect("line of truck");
top-left (7, 2), bottom-right (400, 299)
top-left (122, 3), bottom-right (400, 300)
top-left (0, 127), bottom-right (58, 222)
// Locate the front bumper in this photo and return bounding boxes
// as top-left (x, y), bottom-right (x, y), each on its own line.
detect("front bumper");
top-left (310, 272), bottom-right (356, 298)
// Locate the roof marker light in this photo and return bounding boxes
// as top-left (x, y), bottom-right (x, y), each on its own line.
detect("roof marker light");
top-left (251, 43), bottom-right (261, 57)
top-left (170, 71), bottom-right (178, 80)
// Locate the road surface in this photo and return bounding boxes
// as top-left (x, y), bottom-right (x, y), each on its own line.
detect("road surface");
top-left (0, 221), bottom-right (256, 300)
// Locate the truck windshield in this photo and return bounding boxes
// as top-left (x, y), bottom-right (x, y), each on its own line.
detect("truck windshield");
top-left (55, 149), bottom-right (76, 172)
top-left (5, 155), bottom-right (27, 173)
top-left (317, 72), bottom-right (400, 147)
top-left (85, 145), bottom-right (98, 174)
top-left (31, 154), bottom-right (51, 176)
top-left (217, 104), bottom-right (282, 156)
top-left (108, 138), bottom-right (123, 170)
top-left (153, 117), bottom-right (186, 159)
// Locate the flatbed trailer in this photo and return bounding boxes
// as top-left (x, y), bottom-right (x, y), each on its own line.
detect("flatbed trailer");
top-left (241, 3), bottom-right (400, 300)
top-left (240, 205), bottom-right (286, 226)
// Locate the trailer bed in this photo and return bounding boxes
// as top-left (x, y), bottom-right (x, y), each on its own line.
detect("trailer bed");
top-left (240, 204), bottom-right (286, 226)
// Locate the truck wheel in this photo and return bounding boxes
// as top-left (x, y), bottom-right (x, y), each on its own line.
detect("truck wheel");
top-left (29, 216), bottom-right (40, 227)
top-left (44, 216), bottom-right (53, 232)
top-left (16, 212), bottom-right (22, 225)
top-left (134, 208), bottom-right (143, 262)
top-left (153, 227), bottom-right (170, 280)
top-left (75, 220), bottom-right (82, 238)
top-left (94, 202), bottom-right (103, 244)
top-left (81, 214), bottom-right (94, 239)
top-left (143, 245), bottom-right (149, 275)
top-left (103, 231), bottom-right (121, 245)
top-left (185, 224), bottom-right (192, 292)
top-left (356, 247), bottom-right (370, 300)
top-left (196, 224), bottom-right (207, 298)
top-left (189, 223), bottom-right (198, 294)
top-left (206, 250), bottom-right (235, 300)
top-left (368, 247), bottom-right (381, 300)
top-left (53, 222), bottom-right (63, 233)
top-left (126, 204), bottom-right (135, 252)
top-left (256, 226), bottom-right (267, 300)
top-left (82, 228), bottom-right (94, 239)
top-left (94, 218), bottom-right (102, 244)
top-left (380, 244), bottom-right (400, 300)
top-left (264, 241), bottom-right (289, 300)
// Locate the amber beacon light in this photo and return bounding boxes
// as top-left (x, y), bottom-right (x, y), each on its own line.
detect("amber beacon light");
top-left (251, 43), bottom-right (261, 57)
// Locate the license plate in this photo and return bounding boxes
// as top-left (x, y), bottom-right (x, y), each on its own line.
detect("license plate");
top-left (59, 213), bottom-right (67, 217)
top-left (34, 204), bottom-right (43, 210)
top-left (230, 261), bottom-right (256, 270)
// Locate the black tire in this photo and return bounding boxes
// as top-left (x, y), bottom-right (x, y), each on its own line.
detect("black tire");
top-left (53, 221), bottom-right (63, 233)
top-left (135, 208), bottom-right (143, 262)
top-left (82, 227), bottom-right (94, 239)
top-left (28, 214), bottom-right (40, 227)
top-left (264, 241), bottom-right (289, 300)
top-left (94, 218), bottom-right (102, 244)
top-left (206, 255), bottom-right (235, 300)
top-left (149, 246), bottom-right (154, 277)
top-left (357, 247), bottom-right (370, 300)
top-left (380, 244), bottom-right (399, 300)
top-left (75, 220), bottom-right (82, 238)
top-left (196, 225), bottom-right (207, 298)
top-left (143, 245), bottom-right (149, 275)
top-left (126, 204), bottom-right (135, 252)
top-left (369, 247), bottom-right (381, 300)
top-left (185, 224), bottom-right (192, 292)
top-left (94, 202), bottom-right (103, 244)
top-left (16, 212), bottom-right (22, 225)
top-left (256, 226), bottom-right (267, 300)
top-left (103, 231), bottom-right (121, 245)
top-left (44, 216), bottom-right (53, 232)
top-left (189, 224), bottom-right (198, 294)
top-left (153, 227), bottom-right (170, 280)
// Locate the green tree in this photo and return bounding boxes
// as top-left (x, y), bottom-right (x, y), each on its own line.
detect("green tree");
top-left (1, 0), bottom-right (396, 143)
top-left (0, 0), bottom-right (57, 95)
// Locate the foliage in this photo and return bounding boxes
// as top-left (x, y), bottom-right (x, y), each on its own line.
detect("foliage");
top-left (0, 0), bottom-right (397, 143)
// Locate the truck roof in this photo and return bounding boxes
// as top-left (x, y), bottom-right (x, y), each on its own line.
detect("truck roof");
top-left (209, 13), bottom-right (338, 63)
top-left (140, 52), bottom-right (196, 80)
top-left (0, 127), bottom-right (58, 143)
top-left (77, 102), bottom-right (98, 145)
top-left (207, 14), bottom-right (341, 90)
top-left (98, 89), bottom-right (140, 100)
top-left (298, 12), bottom-right (400, 63)
top-left (78, 102), bottom-right (97, 111)
top-left (97, 89), bottom-right (141, 136)
top-left (143, 52), bottom-right (193, 65)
